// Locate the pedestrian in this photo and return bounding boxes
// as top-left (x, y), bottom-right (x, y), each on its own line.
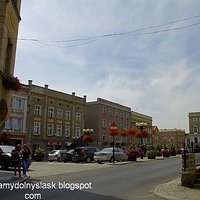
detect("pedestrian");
top-left (21, 144), bottom-right (31, 177)
top-left (11, 144), bottom-right (22, 177)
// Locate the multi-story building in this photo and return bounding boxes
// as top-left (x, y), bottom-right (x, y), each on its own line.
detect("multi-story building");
top-left (25, 80), bottom-right (86, 154)
top-left (154, 128), bottom-right (185, 149)
top-left (131, 111), bottom-right (153, 144)
top-left (85, 98), bottom-right (132, 147)
top-left (188, 112), bottom-right (200, 145)
top-left (1, 89), bottom-right (28, 145)
top-left (0, 0), bottom-right (21, 127)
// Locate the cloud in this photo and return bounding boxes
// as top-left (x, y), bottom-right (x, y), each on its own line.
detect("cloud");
top-left (15, 0), bottom-right (200, 132)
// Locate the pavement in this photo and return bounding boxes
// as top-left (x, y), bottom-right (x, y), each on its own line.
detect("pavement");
top-left (0, 157), bottom-right (200, 200)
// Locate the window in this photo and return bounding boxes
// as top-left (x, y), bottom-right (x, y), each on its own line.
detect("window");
top-left (120, 122), bottom-right (124, 130)
top-left (65, 126), bottom-right (71, 137)
top-left (76, 112), bottom-right (81, 122)
top-left (193, 117), bottom-right (198, 122)
top-left (5, 118), bottom-right (12, 130)
top-left (193, 126), bottom-right (198, 134)
top-left (109, 108), bottom-right (112, 116)
top-left (48, 107), bottom-right (54, 118)
top-left (56, 125), bottom-right (62, 136)
top-left (115, 111), bottom-right (118, 118)
top-left (35, 105), bottom-right (41, 116)
top-left (102, 133), bottom-right (106, 141)
top-left (47, 124), bottom-right (54, 136)
top-left (75, 127), bottom-right (81, 138)
top-left (13, 118), bottom-right (21, 131)
top-left (12, 98), bottom-right (23, 111)
top-left (103, 106), bottom-right (106, 114)
top-left (102, 119), bottom-right (106, 128)
top-left (33, 122), bottom-right (41, 135)
top-left (65, 110), bottom-right (71, 120)
top-left (121, 111), bottom-right (124, 118)
top-left (57, 109), bottom-right (63, 119)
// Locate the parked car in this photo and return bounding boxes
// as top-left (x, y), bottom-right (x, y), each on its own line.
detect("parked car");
top-left (72, 147), bottom-right (100, 163)
top-left (0, 145), bottom-right (15, 169)
top-left (48, 150), bottom-right (67, 162)
top-left (94, 147), bottom-right (128, 163)
top-left (61, 149), bottom-right (75, 162)
top-left (0, 145), bottom-right (32, 170)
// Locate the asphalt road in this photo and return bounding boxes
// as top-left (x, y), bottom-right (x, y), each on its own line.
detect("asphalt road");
top-left (0, 157), bottom-right (181, 200)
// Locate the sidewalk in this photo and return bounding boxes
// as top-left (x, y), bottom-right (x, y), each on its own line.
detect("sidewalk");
top-left (1, 156), bottom-right (200, 200)
top-left (154, 178), bottom-right (200, 200)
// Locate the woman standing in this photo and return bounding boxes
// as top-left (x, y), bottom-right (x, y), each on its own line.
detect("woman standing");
top-left (11, 144), bottom-right (22, 177)
top-left (22, 144), bottom-right (31, 177)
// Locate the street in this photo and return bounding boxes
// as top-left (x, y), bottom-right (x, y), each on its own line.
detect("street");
top-left (0, 156), bottom-right (181, 200)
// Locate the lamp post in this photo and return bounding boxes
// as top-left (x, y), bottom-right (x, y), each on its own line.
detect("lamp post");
top-left (82, 128), bottom-right (94, 146)
top-left (135, 122), bottom-right (147, 159)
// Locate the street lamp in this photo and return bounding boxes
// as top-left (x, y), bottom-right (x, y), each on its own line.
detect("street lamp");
top-left (135, 122), bottom-right (147, 159)
top-left (82, 128), bottom-right (94, 146)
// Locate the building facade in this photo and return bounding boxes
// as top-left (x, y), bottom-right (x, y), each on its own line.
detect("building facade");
top-left (85, 98), bottom-right (132, 147)
top-left (0, 0), bottom-right (21, 128)
top-left (0, 89), bottom-right (28, 145)
top-left (25, 80), bottom-right (87, 154)
top-left (154, 128), bottom-right (185, 149)
top-left (131, 111), bottom-right (153, 144)
top-left (187, 112), bottom-right (200, 145)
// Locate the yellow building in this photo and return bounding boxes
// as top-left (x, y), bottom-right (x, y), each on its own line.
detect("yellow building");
top-left (0, 0), bottom-right (21, 128)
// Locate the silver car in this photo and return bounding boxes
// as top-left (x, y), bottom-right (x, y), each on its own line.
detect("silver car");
top-left (48, 150), bottom-right (67, 162)
top-left (94, 147), bottom-right (128, 163)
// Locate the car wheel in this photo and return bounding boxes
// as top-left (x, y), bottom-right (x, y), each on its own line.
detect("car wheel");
top-left (86, 157), bottom-right (91, 163)
top-left (58, 157), bottom-right (62, 162)
top-left (109, 156), bottom-right (115, 163)
top-left (98, 161), bottom-right (102, 164)
top-left (49, 160), bottom-right (53, 162)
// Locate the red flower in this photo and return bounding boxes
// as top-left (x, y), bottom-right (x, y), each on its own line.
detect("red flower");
top-left (127, 128), bottom-right (137, 136)
top-left (82, 135), bottom-right (94, 143)
top-left (109, 129), bottom-right (119, 136)
top-left (2, 76), bottom-right (21, 91)
top-left (119, 130), bottom-right (128, 137)
top-left (135, 130), bottom-right (148, 138)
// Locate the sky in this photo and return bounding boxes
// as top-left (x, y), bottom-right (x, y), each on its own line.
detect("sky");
top-left (15, 0), bottom-right (200, 132)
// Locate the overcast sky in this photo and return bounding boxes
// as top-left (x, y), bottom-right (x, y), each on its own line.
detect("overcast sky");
top-left (15, 0), bottom-right (200, 132)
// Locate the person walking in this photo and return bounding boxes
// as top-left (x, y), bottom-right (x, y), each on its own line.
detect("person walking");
top-left (21, 144), bottom-right (31, 177)
top-left (11, 144), bottom-right (22, 177)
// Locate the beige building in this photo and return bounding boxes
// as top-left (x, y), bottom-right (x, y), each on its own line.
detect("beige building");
top-left (187, 112), bottom-right (200, 145)
top-left (1, 89), bottom-right (28, 145)
top-left (0, 0), bottom-right (21, 128)
top-left (85, 98), bottom-right (132, 147)
top-left (131, 111), bottom-right (153, 144)
top-left (25, 80), bottom-right (87, 154)
top-left (154, 128), bottom-right (185, 149)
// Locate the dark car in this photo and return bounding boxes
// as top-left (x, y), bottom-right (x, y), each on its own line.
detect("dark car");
top-left (0, 145), bottom-right (15, 169)
top-left (72, 147), bottom-right (100, 163)
top-left (61, 149), bottom-right (75, 162)
top-left (0, 145), bottom-right (32, 170)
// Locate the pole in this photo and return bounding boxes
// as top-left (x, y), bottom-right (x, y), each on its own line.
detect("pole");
top-left (183, 143), bottom-right (187, 171)
top-left (112, 134), bottom-right (115, 163)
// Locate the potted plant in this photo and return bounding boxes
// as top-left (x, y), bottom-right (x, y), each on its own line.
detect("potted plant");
top-left (146, 145), bottom-right (156, 159)
top-left (34, 147), bottom-right (45, 161)
top-left (126, 146), bottom-right (138, 161)
top-left (2, 75), bottom-right (21, 91)
top-left (161, 146), bottom-right (170, 157)
top-left (168, 144), bottom-right (176, 156)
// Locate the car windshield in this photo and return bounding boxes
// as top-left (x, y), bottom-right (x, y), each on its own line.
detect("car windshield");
top-left (101, 148), bottom-right (113, 153)
top-left (49, 150), bottom-right (59, 154)
top-left (67, 149), bottom-right (74, 153)
top-left (0, 145), bottom-right (14, 153)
